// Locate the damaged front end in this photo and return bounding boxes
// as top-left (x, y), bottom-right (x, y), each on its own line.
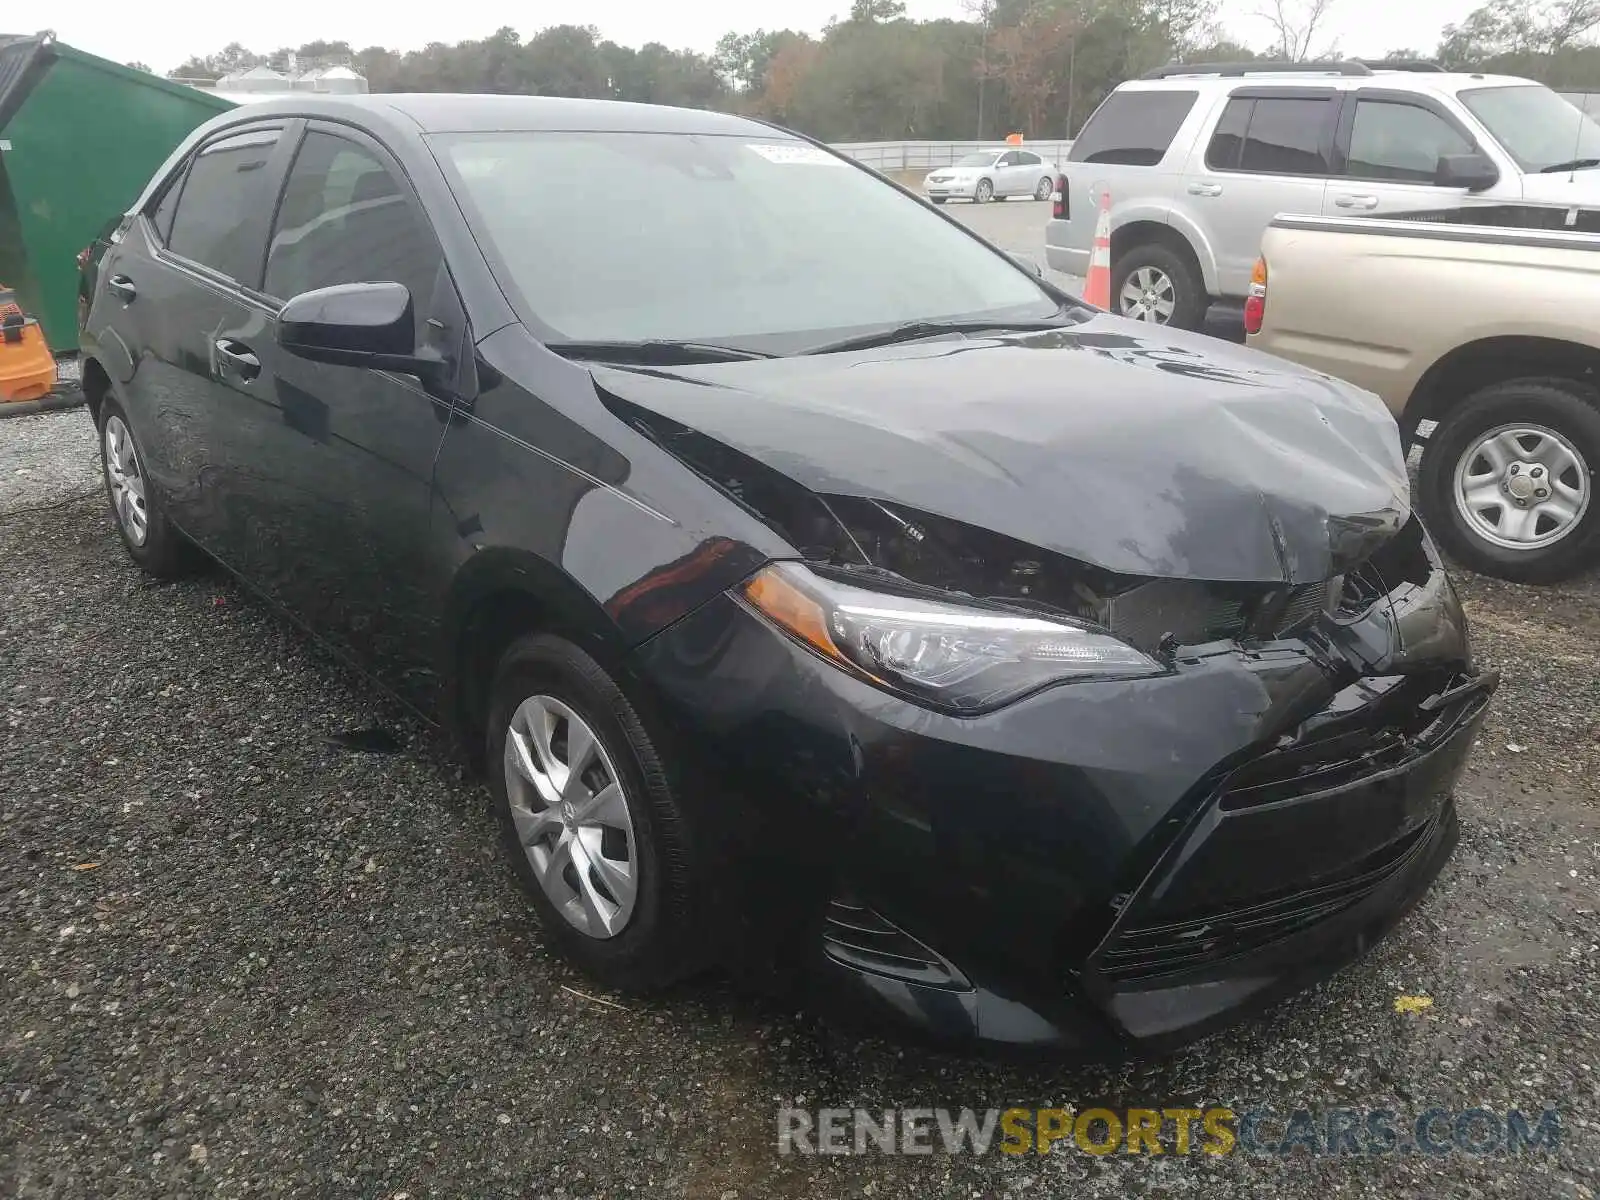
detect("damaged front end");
top-left (611, 376), bottom-right (1494, 1053)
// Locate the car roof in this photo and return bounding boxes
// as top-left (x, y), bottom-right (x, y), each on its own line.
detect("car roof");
top-left (213, 92), bottom-right (784, 138)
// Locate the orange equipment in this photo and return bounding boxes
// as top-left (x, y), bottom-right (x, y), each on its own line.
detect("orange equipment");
top-left (0, 284), bottom-right (57, 404)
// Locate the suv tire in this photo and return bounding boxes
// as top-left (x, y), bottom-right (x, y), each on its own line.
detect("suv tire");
top-left (1419, 376), bottom-right (1600, 583)
top-left (486, 633), bottom-right (705, 991)
top-left (1110, 242), bottom-right (1205, 331)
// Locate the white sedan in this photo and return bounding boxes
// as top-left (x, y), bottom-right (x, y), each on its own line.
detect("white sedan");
top-left (923, 150), bottom-right (1058, 204)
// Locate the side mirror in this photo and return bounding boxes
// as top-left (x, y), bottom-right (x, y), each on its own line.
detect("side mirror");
top-left (277, 281), bottom-right (443, 381)
top-left (1435, 152), bottom-right (1499, 192)
top-left (1008, 251), bottom-right (1045, 278)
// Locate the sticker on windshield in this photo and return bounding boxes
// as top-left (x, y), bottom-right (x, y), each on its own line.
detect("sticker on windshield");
top-left (746, 143), bottom-right (846, 166)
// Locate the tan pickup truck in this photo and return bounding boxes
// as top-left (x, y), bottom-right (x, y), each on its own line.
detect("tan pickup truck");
top-left (1247, 209), bottom-right (1600, 583)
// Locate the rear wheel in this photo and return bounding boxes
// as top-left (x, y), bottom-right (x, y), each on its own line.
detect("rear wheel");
top-left (97, 397), bottom-right (196, 578)
top-left (1034, 176), bottom-right (1053, 201)
top-left (974, 178), bottom-right (993, 203)
top-left (487, 634), bottom-right (704, 990)
top-left (1110, 242), bottom-right (1205, 331)
top-left (1420, 377), bottom-right (1600, 583)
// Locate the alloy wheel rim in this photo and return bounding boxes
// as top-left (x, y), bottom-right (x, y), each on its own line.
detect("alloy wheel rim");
top-left (103, 415), bottom-right (149, 546)
top-left (1035, 177), bottom-right (1052, 200)
top-left (976, 180), bottom-right (992, 201)
top-left (1453, 422), bottom-right (1591, 550)
top-left (504, 694), bottom-right (638, 939)
top-left (1119, 267), bottom-right (1176, 323)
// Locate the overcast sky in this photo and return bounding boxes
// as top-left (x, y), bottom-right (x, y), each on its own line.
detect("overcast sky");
top-left (48, 0), bottom-right (1473, 75)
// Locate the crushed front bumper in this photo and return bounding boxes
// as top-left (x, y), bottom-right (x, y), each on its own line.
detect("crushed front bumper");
top-left (633, 525), bottom-right (1494, 1056)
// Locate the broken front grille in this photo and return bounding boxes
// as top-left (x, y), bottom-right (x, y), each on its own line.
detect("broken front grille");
top-left (1100, 577), bottom-right (1334, 653)
top-left (1220, 670), bottom-right (1483, 811)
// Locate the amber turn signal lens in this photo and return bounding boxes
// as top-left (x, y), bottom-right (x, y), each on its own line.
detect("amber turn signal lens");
top-left (743, 565), bottom-right (845, 664)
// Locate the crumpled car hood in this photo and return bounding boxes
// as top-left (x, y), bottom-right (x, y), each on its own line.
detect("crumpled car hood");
top-left (591, 316), bottom-right (1410, 584)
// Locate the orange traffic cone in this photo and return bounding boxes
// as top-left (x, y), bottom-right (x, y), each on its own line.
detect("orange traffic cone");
top-left (1082, 190), bottom-right (1112, 310)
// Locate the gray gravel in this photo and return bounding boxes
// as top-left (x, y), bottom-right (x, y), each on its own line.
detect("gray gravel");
top-left (4, 401), bottom-right (1599, 1199)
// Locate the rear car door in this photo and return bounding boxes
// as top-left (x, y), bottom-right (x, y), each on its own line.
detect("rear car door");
top-left (1326, 90), bottom-right (1485, 217)
top-left (1180, 89), bottom-right (1338, 297)
top-left (1014, 150), bottom-right (1048, 197)
top-left (253, 123), bottom-right (462, 706)
top-left (94, 124), bottom-right (292, 550)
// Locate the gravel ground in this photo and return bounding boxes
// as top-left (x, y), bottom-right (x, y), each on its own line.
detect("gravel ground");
top-left (3, 400), bottom-right (1598, 1199)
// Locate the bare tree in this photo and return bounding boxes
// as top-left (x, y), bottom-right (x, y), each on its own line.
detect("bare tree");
top-left (1257, 0), bottom-right (1338, 60)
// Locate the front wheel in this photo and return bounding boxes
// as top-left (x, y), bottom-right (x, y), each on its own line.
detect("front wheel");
top-left (1110, 243), bottom-right (1205, 330)
top-left (1419, 377), bottom-right (1600, 583)
top-left (487, 634), bottom-right (705, 990)
top-left (930, 196), bottom-right (947, 205)
top-left (1034, 176), bottom-right (1053, 201)
top-left (974, 178), bottom-right (993, 203)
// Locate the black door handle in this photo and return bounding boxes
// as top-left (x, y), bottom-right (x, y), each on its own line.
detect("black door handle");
top-left (106, 274), bottom-right (137, 302)
top-left (214, 338), bottom-right (261, 382)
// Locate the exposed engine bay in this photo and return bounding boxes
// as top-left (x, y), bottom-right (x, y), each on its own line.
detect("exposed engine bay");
top-left (617, 400), bottom-right (1435, 660)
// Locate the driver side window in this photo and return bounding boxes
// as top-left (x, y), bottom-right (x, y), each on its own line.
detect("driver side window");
top-left (265, 130), bottom-right (442, 334)
top-left (1347, 100), bottom-right (1474, 183)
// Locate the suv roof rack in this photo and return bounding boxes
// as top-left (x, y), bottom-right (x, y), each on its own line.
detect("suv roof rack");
top-left (1142, 60), bottom-right (1373, 79)
top-left (1356, 58), bottom-right (1445, 72)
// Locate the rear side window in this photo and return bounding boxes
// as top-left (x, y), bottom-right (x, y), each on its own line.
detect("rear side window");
top-left (1347, 99), bottom-right (1473, 182)
top-left (1069, 90), bottom-right (1198, 166)
top-left (166, 129), bottom-right (281, 281)
top-left (1205, 99), bottom-right (1252, 170)
top-left (1206, 96), bottom-right (1332, 176)
top-left (149, 170), bottom-right (186, 243)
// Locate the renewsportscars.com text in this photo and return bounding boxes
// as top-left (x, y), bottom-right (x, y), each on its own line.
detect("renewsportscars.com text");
top-left (777, 1106), bottom-right (1562, 1157)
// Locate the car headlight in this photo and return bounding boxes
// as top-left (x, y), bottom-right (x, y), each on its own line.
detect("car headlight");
top-left (736, 561), bottom-right (1163, 715)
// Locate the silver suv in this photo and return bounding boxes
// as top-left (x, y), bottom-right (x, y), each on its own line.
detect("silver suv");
top-left (1046, 60), bottom-right (1600, 329)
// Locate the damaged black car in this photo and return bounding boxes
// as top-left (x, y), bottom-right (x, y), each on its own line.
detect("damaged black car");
top-left (81, 94), bottom-right (1496, 1055)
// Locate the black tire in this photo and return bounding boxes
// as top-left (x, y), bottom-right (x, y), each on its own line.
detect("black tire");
top-left (931, 196), bottom-right (947, 205)
top-left (1110, 241), bottom-right (1205, 331)
top-left (486, 633), bottom-right (703, 991)
top-left (96, 395), bottom-right (197, 579)
top-left (1034, 176), bottom-right (1053, 201)
top-left (1419, 376), bottom-right (1600, 584)
top-left (974, 178), bottom-right (993, 203)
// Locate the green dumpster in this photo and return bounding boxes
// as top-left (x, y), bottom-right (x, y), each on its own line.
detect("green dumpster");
top-left (0, 31), bottom-right (233, 350)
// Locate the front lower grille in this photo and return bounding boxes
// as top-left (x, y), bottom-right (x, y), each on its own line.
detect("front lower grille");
top-left (1096, 816), bottom-right (1440, 983)
top-left (822, 901), bottom-right (971, 990)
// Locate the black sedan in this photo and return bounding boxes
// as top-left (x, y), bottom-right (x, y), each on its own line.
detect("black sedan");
top-left (79, 94), bottom-right (1495, 1055)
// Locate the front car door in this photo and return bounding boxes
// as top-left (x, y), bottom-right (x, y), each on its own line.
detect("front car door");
top-left (253, 123), bottom-right (463, 707)
top-left (993, 150), bottom-right (1022, 195)
top-left (1326, 89), bottom-right (1488, 217)
top-left (1179, 88), bottom-right (1338, 298)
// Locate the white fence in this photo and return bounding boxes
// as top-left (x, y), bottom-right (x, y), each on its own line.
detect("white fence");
top-left (832, 140), bottom-right (1074, 172)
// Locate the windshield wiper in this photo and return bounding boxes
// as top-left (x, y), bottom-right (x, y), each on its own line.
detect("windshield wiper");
top-left (545, 339), bottom-right (777, 364)
top-left (801, 318), bottom-right (1075, 357)
top-left (1540, 157), bottom-right (1600, 173)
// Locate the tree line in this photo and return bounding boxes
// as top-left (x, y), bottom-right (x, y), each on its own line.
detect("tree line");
top-left (163, 0), bottom-right (1600, 143)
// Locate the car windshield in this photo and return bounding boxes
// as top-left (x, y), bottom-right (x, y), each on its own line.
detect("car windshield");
top-left (1460, 84), bottom-right (1600, 172)
top-left (953, 153), bottom-right (996, 167)
top-left (432, 131), bottom-right (1059, 352)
